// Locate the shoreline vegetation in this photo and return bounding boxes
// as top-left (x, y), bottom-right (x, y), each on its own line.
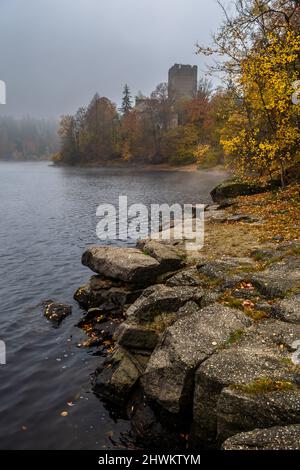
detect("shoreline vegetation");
top-left (60, 177), bottom-right (300, 450)
top-left (52, 79), bottom-right (226, 170)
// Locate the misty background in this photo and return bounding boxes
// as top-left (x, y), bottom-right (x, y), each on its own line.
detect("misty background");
top-left (0, 0), bottom-right (227, 119)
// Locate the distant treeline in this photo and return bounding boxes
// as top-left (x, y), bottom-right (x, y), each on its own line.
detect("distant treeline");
top-left (0, 116), bottom-right (59, 161)
top-left (54, 80), bottom-right (226, 167)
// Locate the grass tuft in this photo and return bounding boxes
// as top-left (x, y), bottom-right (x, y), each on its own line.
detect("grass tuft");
top-left (230, 377), bottom-right (296, 394)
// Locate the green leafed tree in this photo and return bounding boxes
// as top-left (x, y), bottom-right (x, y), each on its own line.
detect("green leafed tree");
top-left (121, 84), bottom-right (133, 115)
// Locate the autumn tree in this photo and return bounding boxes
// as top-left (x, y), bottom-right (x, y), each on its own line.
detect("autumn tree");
top-left (161, 124), bottom-right (199, 164)
top-left (56, 94), bottom-right (119, 164)
top-left (221, 31), bottom-right (300, 185)
top-left (119, 83), bottom-right (172, 164)
top-left (120, 110), bottom-right (141, 162)
top-left (198, 0), bottom-right (300, 184)
top-left (57, 115), bottom-right (77, 164)
top-left (150, 83), bottom-right (172, 132)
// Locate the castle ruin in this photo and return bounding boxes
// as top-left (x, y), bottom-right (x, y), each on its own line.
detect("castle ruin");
top-left (168, 64), bottom-right (198, 103)
top-left (134, 63), bottom-right (198, 128)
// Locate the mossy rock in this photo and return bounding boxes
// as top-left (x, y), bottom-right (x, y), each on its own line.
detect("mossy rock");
top-left (210, 178), bottom-right (268, 202)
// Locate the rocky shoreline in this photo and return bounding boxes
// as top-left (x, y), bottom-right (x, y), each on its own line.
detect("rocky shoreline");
top-left (71, 180), bottom-right (300, 450)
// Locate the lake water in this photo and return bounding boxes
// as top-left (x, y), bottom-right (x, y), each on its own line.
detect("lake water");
top-left (0, 161), bottom-right (226, 449)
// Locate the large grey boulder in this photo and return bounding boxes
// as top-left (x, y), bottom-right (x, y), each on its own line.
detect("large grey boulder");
top-left (211, 179), bottom-right (267, 202)
top-left (115, 287), bottom-right (207, 358)
top-left (196, 257), bottom-right (255, 291)
top-left (197, 259), bottom-right (237, 281)
top-left (91, 282), bottom-right (213, 409)
top-left (192, 319), bottom-right (300, 445)
top-left (128, 389), bottom-right (184, 449)
top-left (125, 284), bottom-right (205, 324)
top-left (197, 257), bottom-right (254, 279)
top-left (142, 303), bottom-right (251, 416)
top-left (204, 209), bottom-right (228, 222)
top-left (166, 267), bottom-right (203, 287)
top-left (272, 295), bottom-right (300, 324)
top-left (217, 388), bottom-right (300, 442)
top-left (82, 246), bottom-right (160, 286)
top-left (93, 347), bottom-right (148, 404)
top-left (138, 239), bottom-right (184, 272)
top-left (250, 318), bottom-right (300, 349)
top-left (250, 256), bottom-right (300, 298)
top-left (115, 321), bottom-right (160, 352)
top-left (251, 248), bottom-right (279, 262)
top-left (74, 274), bottom-right (142, 311)
top-left (222, 424), bottom-right (300, 450)
top-left (115, 299), bottom-right (205, 354)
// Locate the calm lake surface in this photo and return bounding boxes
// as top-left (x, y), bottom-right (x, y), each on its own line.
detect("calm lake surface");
top-left (0, 161), bottom-right (226, 449)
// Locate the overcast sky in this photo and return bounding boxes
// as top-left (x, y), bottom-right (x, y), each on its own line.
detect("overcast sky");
top-left (0, 0), bottom-right (228, 118)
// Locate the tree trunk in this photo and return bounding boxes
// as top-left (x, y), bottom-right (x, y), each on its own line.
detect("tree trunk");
top-left (280, 161), bottom-right (286, 188)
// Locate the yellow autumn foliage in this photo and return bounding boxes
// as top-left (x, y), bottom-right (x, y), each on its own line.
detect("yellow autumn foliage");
top-left (221, 30), bottom-right (300, 184)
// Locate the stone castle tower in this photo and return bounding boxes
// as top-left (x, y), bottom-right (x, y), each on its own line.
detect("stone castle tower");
top-left (168, 64), bottom-right (198, 102)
